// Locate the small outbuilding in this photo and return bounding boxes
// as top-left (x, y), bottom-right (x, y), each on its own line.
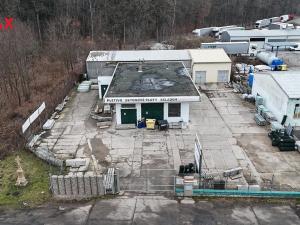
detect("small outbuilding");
top-left (189, 49), bottom-right (232, 84)
top-left (252, 71), bottom-right (300, 126)
top-left (103, 62), bottom-right (201, 125)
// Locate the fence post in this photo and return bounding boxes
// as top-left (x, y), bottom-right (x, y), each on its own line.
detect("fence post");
top-left (114, 168), bottom-right (120, 194)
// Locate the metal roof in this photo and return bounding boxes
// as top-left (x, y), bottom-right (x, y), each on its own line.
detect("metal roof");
top-left (224, 29), bottom-right (300, 38)
top-left (87, 50), bottom-right (191, 62)
top-left (265, 42), bottom-right (297, 47)
top-left (189, 49), bottom-right (231, 63)
top-left (259, 71), bottom-right (300, 99)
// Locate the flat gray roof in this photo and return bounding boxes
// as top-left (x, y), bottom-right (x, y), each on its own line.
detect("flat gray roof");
top-left (105, 62), bottom-right (200, 98)
top-left (87, 50), bottom-right (191, 62)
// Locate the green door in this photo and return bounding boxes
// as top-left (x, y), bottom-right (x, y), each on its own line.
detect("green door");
top-left (101, 85), bottom-right (108, 98)
top-left (121, 109), bottom-right (137, 124)
top-left (141, 103), bottom-right (164, 120)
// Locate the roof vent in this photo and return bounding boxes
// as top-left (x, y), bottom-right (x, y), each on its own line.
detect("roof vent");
top-left (138, 60), bottom-right (143, 72)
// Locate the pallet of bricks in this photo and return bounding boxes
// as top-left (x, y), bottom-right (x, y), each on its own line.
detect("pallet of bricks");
top-left (254, 96), bottom-right (276, 125)
top-left (255, 96), bottom-right (267, 126)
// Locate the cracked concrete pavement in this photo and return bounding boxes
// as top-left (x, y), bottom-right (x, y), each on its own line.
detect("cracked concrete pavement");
top-left (1, 196), bottom-right (299, 225)
top-left (38, 88), bottom-right (300, 191)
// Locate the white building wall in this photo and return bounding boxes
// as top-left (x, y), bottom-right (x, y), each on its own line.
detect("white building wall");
top-left (163, 102), bottom-right (190, 124)
top-left (115, 104), bottom-right (122, 125)
top-left (115, 102), bottom-right (191, 125)
top-left (98, 76), bottom-right (113, 99)
top-left (286, 99), bottom-right (300, 127)
top-left (252, 74), bottom-right (289, 122)
top-left (136, 104), bottom-right (142, 121)
top-left (192, 63), bottom-right (231, 83)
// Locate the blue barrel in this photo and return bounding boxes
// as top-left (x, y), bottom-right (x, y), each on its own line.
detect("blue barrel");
top-left (271, 58), bottom-right (284, 66)
top-left (248, 73), bottom-right (254, 88)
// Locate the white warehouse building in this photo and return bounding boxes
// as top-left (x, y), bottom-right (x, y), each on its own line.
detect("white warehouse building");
top-left (221, 29), bottom-right (300, 49)
top-left (252, 71), bottom-right (300, 127)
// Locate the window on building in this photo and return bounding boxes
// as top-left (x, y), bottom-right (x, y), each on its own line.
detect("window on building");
top-left (168, 103), bottom-right (181, 117)
top-left (195, 71), bottom-right (206, 84)
top-left (294, 104), bottom-right (300, 119)
top-left (268, 39), bottom-right (285, 42)
top-left (250, 38), bottom-right (265, 42)
top-left (217, 70), bottom-right (229, 82)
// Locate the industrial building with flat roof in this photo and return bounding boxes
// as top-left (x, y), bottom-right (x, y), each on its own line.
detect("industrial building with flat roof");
top-left (89, 49), bottom-right (232, 89)
top-left (103, 62), bottom-right (200, 125)
top-left (252, 71), bottom-right (300, 126)
top-left (221, 29), bottom-right (300, 50)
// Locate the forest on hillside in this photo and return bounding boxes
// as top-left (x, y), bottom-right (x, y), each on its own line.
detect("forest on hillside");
top-left (0, 0), bottom-right (299, 157)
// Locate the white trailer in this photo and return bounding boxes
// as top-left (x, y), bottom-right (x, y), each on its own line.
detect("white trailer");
top-left (201, 42), bottom-right (249, 55)
top-left (192, 27), bottom-right (214, 37)
top-left (280, 14), bottom-right (294, 22)
top-left (201, 41), bottom-right (257, 56)
top-left (216, 27), bottom-right (245, 39)
top-left (255, 17), bottom-right (281, 29)
top-left (211, 25), bottom-right (237, 37)
top-left (269, 22), bottom-right (294, 30)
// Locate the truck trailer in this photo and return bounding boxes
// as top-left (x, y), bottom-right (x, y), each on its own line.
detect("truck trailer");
top-left (201, 41), bottom-right (257, 56)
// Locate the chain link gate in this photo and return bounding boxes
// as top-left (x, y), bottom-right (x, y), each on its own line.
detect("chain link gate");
top-left (120, 169), bottom-right (176, 194)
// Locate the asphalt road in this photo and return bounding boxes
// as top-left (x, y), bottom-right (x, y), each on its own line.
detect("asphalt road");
top-left (0, 195), bottom-right (299, 225)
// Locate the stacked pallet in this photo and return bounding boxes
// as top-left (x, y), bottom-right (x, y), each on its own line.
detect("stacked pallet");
top-left (268, 130), bottom-right (296, 151)
top-left (77, 80), bottom-right (92, 92)
top-left (254, 113), bottom-right (267, 126)
top-left (255, 96), bottom-right (264, 106)
top-left (264, 111), bottom-right (277, 122)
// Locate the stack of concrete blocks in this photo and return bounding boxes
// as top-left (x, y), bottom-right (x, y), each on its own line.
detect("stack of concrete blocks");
top-left (66, 158), bottom-right (91, 172)
top-left (77, 81), bottom-right (92, 93)
top-left (50, 172), bottom-right (105, 199)
top-left (42, 119), bottom-right (55, 130)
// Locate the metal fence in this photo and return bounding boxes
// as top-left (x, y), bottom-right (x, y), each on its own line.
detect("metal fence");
top-left (120, 169), bottom-right (176, 194)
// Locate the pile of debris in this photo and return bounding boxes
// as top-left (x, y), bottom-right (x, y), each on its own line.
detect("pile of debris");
top-left (27, 132), bottom-right (63, 167)
top-left (91, 104), bottom-right (113, 128)
top-left (254, 96), bottom-right (276, 126)
top-left (268, 129), bottom-right (296, 151)
top-left (43, 95), bottom-right (70, 130)
top-left (77, 80), bottom-right (93, 93)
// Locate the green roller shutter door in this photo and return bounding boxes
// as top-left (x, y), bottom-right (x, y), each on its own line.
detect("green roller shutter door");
top-left (121, 109), bottom-right (137, 124)
top-left (141, 103), bottom-right (164, 120)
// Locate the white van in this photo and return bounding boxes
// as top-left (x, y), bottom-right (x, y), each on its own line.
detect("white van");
top-left (289, 43), bottom-right (300, 51)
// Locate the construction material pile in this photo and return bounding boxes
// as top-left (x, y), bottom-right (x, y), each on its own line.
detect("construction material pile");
top-left (268, 130), bottom-right (296, 151)
top-left (77, 80), bottom-right (92, 92)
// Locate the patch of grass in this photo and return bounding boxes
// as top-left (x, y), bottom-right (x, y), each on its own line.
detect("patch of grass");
top-left (0, 150), bottom-right (60, 208)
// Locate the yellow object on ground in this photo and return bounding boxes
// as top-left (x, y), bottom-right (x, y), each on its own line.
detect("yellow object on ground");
top-left (278, 64), bottom-right (287, 71)
top-left (146, 119), bottom-right (156, 129)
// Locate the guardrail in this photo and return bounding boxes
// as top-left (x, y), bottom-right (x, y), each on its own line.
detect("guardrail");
top-left (176, 188), bottom-right (300, 198)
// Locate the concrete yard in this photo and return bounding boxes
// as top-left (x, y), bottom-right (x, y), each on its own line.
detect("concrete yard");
top-left (206, 88), bottom-right (300, 190)
top-left (1, 196), bottom-right (300, 225)
top-left (39, 88), bottom-right (300, 192)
